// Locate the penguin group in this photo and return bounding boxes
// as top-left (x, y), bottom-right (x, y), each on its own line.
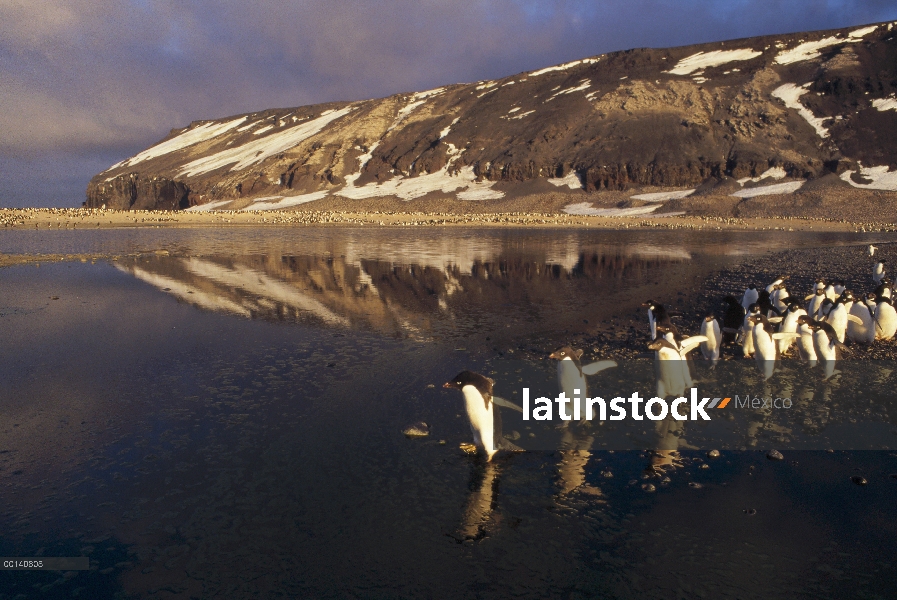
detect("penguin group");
top-left (679, 248), bottom-right (897, 379)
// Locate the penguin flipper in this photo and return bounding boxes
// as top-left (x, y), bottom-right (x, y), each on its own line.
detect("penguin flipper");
top-left (768, 317), bottom-right (784, 324)
top-left (771, 332), bottom-right (801, 341)
top-left (679, 336), bottom-right (708, 355)
top-left (492, 396), bottom-right (523, 413)
top-left (581, 360), bottom-right (617, 375)
top-left (847, 314), bottom-right (864, 325)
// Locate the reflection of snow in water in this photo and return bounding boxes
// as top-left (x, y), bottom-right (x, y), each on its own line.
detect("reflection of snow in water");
top-left (181, 258), bottom-right (349, 326)
top-left (123, 265), bottom-right (252, 317)
top-left (342, 237), bottom-right (502, 276)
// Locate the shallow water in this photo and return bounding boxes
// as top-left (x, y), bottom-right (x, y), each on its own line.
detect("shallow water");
top-left (1, 227), bottom-right (897, 599)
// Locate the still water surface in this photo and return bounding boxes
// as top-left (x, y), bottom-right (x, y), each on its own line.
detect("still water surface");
top-left (1, 227), bottom-right (896, 598)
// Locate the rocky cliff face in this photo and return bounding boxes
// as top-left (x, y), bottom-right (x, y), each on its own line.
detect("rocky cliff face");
top-left (87, 21), bottom-right (897, 211)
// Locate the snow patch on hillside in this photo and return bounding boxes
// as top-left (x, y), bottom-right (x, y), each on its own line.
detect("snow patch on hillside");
top-left (840, 165), bottom-right (897, 190)
top-left (178, 107), bottom-right (354, 177)
top-left (529, 58), bottom-right (599, 77)
top-left (873, 96), bottom-right (897, 111)
top-left (109, 117), bottom-right (247, 170)
top-left (774, 26), bottom-right (876, 65)
top-left (243, 190), bottom-right (330, 211)
top-left (772, 83), bottom-right (832, 138)
top-left (730, 180), bottom-right (805, 197)
top-left (630, 190), bottom-right (694, 202)
top-left (737, 166), bottom-right (787, 184)
top-left (545, 80), bottom-right (591, 102)
top-left (563, 202), bottom-right (662, 217)
top-left (548, 172), bottom-right (583, 189)
top-left (185, 199), bottom-right (232, 212)
top-left (336, 165), bottom-right (502, 201)
top-left (666, 49), bottom-right (762, 75)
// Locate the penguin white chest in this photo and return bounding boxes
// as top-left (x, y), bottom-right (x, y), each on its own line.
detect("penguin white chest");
top-left (461, 385), bottom-right (495, 455)
top-left (557, 359), bottom-right (587, 419)
top-left (875, 303), bottom-right (897, 339)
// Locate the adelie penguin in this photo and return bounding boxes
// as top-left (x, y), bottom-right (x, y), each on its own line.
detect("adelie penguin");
top-left (848, 292), bottom-right (876, 344)
top-left (444, 371), bottom-right (523, 461)
top-left (777, 299), bottom-right (806, 356)
top-left (699, 314), bottom-right (722, 363)
top-left (642, 300), bottom-right (673, 340)
top-left (798, 316), bottom-right (848, 380)
top-left (741, 285), bottom-right (759, 311)
top-left (874, 295), bottom-right (897, 340)
top-left (647, 333), bottom-right (706, 398)
top-left (548, 347), bottom-right (616, 424)
top-left (873, 259), bottom-right (886, 285)
top-left (721, 296), bottom-right (745, 345)
top-left (748, 314), bottom-right (799, 380)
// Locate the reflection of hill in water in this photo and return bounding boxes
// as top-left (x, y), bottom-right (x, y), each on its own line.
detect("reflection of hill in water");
top-left (116, 244), bottom-right (693, 338)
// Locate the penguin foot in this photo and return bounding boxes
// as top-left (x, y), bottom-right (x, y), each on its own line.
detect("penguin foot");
top-left (459, 442), bottom-right (478, 455)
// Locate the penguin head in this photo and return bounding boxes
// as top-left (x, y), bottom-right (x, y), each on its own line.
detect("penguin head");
top-left (797, 315), bottom-right (819, 329)
top-left (747, 314), bottom-right (766, 325)
top-left (747, 284), bottom-right (756, 290)
top-left (748, 303), bottom-right (761, 314)
top-left (837, 290), bottom-right (854, 303)
top-left (703, 314), bottom-right (716, 322)
top-left (786, 299), bottom-right (802, 312)
top-left (444, 371), bottom-right (494, 397)
top-left (641, 300), bottom-right (657, 310)
top-left (814, 288), bottom-right (825, 296)
top-left (549, 347), bottom-right (583, 362)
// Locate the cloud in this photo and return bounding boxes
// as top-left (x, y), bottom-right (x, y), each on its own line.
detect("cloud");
top-left (1, 0), bottom-right (896, 205)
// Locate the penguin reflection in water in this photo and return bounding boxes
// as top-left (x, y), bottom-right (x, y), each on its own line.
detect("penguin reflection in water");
top-left (443, 371), bottom-right (524, 541)
top-left (548, 347), bottom-right (617, 496)
top-left (443, 371), bottom-right (523, 461)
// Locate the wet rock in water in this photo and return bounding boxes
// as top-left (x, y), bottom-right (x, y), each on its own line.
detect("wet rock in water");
top-left (402, 422), bottom-right (430, 437)
top-left (851, 476), bottom-right (868, 486)
top-left (641, 483), bottom-right (656, 493)
top-left (707, 449), bottom-right (720, 458)
top-left (699, 463), bottom-right (710, 469)
top-left (503, 430), bottom-right (521, 441)
top-left (743, 508), bottom-right (757, 516)
top-left (688, 482), bottom-right (703, 489)
top-left (890, 473), bottom-right (897, 480)
top-left (601, 470), bottom-right (613, 478)
top-left (766, 449), bottom-right (784, 461)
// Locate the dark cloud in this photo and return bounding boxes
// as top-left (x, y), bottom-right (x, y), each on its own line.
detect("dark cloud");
top-left (1, 0), bottom-right (896, 207)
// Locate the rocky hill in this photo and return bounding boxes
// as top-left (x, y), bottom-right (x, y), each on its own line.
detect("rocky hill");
top-left (87, 21), bottom-right (897, 214)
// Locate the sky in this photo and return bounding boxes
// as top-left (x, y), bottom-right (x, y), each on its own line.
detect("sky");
top-left (2, 0), bottom-right (897, 208)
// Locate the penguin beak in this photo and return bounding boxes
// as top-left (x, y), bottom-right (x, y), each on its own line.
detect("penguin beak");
top-left (548, 351), bottom-right (561, 360)
top-left (442, 382), bottom-right (454, 389)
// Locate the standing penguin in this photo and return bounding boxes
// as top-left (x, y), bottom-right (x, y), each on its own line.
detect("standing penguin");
top-left (796, 313), bottom-right (818, 366)
top-left (869, 245), bottom-right (878, 257)
top-left (807, 289), bottom-right (826, 319)
top-left (799, 317), bottom-right (847, 380)
top-left (647, 335), bottom-right (706, 398)
top-left (741, 285), bottom-right (759, 311)
top-left (748, 314), bottom-right (799, 380)
top-left (699, 314), bottom-right (722, 363)
top-left (548, 347), bottom-right (617, 423)
top-left (874, 296), bottom-right (897, 339)
top-left (444, 371), bottom-right (522, 461)
top-left (722, 296), bottom-right (746, 345)
top-left (874, 278), bottom-right (892, 300)
top-left (825, 292), bottom-right (862, 344)
top-left (777, 300), bottom-right (806, 355)
top-left (740, 304), bottom-right (761, 357)
top-left (771, 284), bottom-right (791, 314)
top-left (642, 300), bottom-right (673, 340)
top-left (873, 260), bottom-right (886, 285)
top-left (848, 292), bottom-right (876, 344)
top-left (766, 276), bottom-right (788, 294)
